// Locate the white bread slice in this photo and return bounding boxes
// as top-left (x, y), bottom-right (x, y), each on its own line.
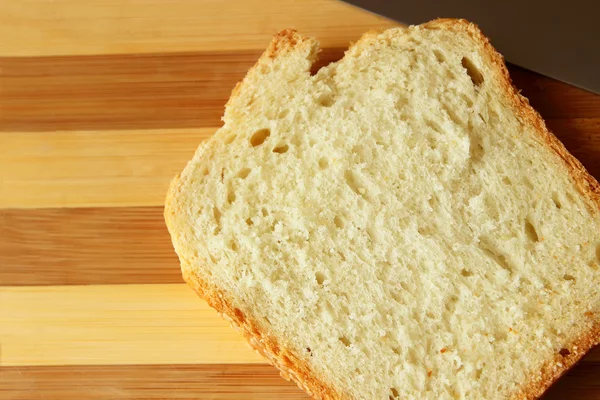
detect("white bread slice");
top-left (164, 19), bottom-right (600, 400)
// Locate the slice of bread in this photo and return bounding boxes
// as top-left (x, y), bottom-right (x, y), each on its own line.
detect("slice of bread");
top-left (164, 19), bottom-right (600, 400)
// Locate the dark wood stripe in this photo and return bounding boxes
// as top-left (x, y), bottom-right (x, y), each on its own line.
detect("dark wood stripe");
top-left (542, 361), bottom-right (600, 400)
top-left (545, 118), bottom-right (600, 179)
top-left (0, 49), bottom-right (345, 132)
top-left (510, 66), bottom-right (600, 119)
top-left (0, 364), bottom-right (308, 400)
top-left (1, 51), bottom-right (598, 132)
top-left (1, 362), bottom-right (598, 399)
top-left (0, 207), bottom-right (181, 286)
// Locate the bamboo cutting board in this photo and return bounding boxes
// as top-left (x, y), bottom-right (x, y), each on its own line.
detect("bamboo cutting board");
top-left (1, 1), bottom-right (599, 399)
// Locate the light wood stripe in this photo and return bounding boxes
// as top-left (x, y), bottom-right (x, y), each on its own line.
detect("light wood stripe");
top-left (0, 207), bottom-right (180, 286)
top-left (0, 284), bottom-right (263, 366)
top-left (2, 118), bottom-right (600, 210)
top-left (0, 128), bottom-right (207, 209)
top-left (1, 284), bottom-right (598, 367)
top-left (1, 364), bottom-right (308, 400)
top-left (0, 0), bottom-right (396, 57)
top-left (0, 49), bottom-right (345, 132)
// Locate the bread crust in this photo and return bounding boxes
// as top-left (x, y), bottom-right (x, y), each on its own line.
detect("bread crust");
top-left (165, 19), bottom-right (600, 400)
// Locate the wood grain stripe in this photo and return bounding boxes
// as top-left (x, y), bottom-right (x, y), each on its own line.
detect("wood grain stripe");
top-left (0, 0), bottom-right (396, 57)
top-left (2, 52), bottom-right (598, 133)
top-left (0, 207), bottom-right (180, 286)
top-left (1, 284), bottom-right (598, 367)
top-left (0, 364), bottom-right (309, 400)
top-left (0, 49), bottom-right (346, 132)
top-left (0, 52), bottom-right (258, 132)
top-left (2, 119), bottom-right (600, 211)
top-left (1, 363), bottom-right (599, 400)
top-left (0, 284), bottom-right (263, 366)
top-left (0, 128), bottom-right (207, 209)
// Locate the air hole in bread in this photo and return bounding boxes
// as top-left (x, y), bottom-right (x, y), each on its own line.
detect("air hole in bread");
top-left (315, 271), bottom-right (326, 285)
top-left (224, 135), bottom-right (236, 145)
top-left (428, 196), bottom-right (437, 209)
top-left (245, 217), bottom-right (253, 226)
top-left (433, 49), bottom-right (445, 63)
top-left (475, 368), bottom-right (483, 379)
top-left (563, 274), bottom-right (576, 282)
top-left (318, 158), bottom-right (329, 169)
top-left (523, 176), bottom-right (535, 190)
top-left (392, 346), bottom-right (401, 356)
top-left (213, 207), bottom-right (222, 234)
top-left (418, 226), bottom-right (432, 236)
top-left (391, 291), bottom-right (402, 303)
top-left (502, 176), bottom-right (512, 185)
top-left (425, 118), bottom-right (442, 133)
top-left (445, 296), bottom-right (458, 313)
top-left (318, 93), bottom-right (334, 107)
top-left (230, 240), bottom-right (238, 252)
top-left (395, 96), bottom-right (408, 111)
top-left (333, 215), bottom-right (345, 229)
top-left (278, 109), bottom-right (289, 119)
top-left (227, 189), bottom-right (236, 204)
top-left (552, 193), bottom-right (562, 209)
top-left (461, 93), bottom-right (475, 107)
top-left (389, 387), bottom-right (400, 399)
top-left (339, 336), bottom-right (351, 347)
top-left (238, 168), bottom-right (251, 179)
top-left (559, 348), bottom-right (571, 357)
top-left (261, 208), bottom-right (269, 217)
top-left (470, 138), bottom-right (485, 163)
top-left (461, 269), bottom-right (473, 277)
top-left (525, 220), bottom-right (539, 242)
top-left (344, 170), bottom-right (366, 197)
top-left (250, 128), bottom-right (271, 147)
top-left (273, 144), bottom-right (289, 154)
top-left (441, 102), bottom-right (462, 125)
top-left (202, 167), bottom-right (209, 176)
top-left (461, 56), bottom-right (484, 86)
top-left (480, 243), bottom-right (512, 273)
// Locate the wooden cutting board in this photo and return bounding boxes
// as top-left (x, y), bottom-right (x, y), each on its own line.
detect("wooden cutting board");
top-left (1, 1), bottom-right (599, 399)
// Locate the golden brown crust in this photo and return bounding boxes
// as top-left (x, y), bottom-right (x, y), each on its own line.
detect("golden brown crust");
top-left (165, 20), bottom-right (600, 400)
top-left (424, 18), bottom-right (600, 400)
